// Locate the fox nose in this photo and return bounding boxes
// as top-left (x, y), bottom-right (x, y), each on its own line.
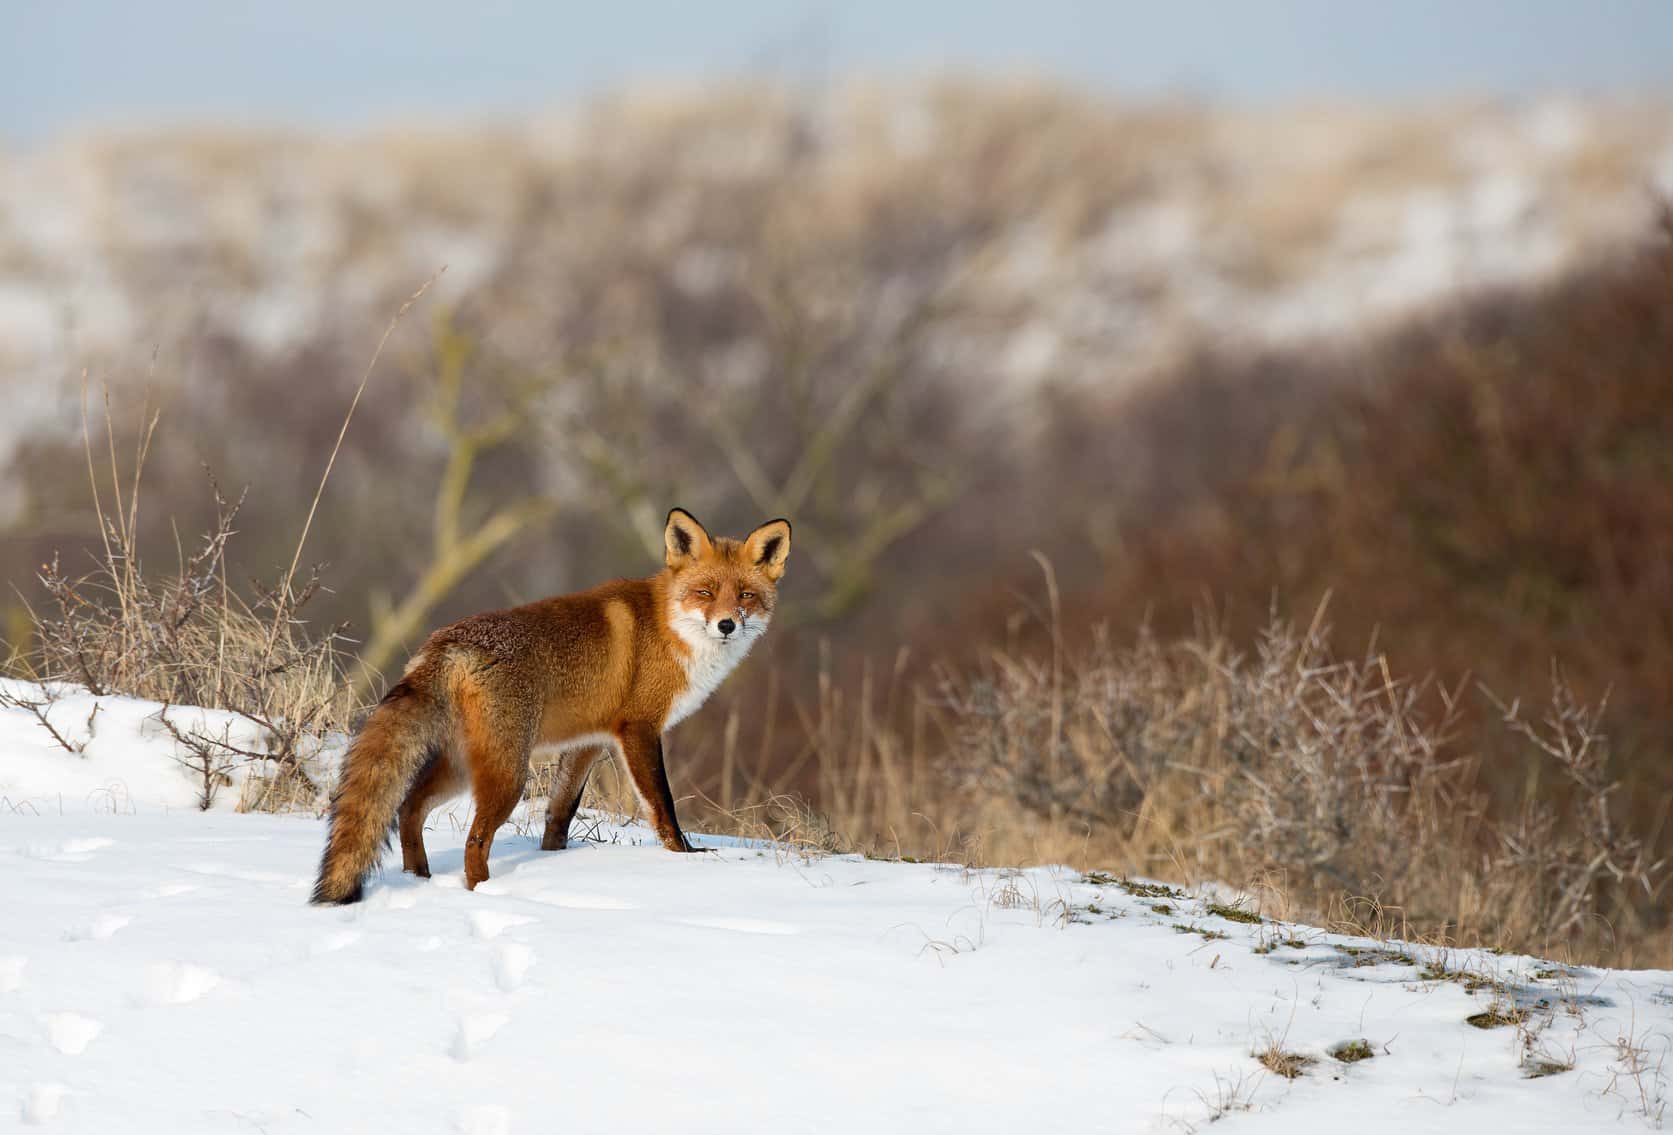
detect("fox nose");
top-left (717, 618), bottom-right (736, 637)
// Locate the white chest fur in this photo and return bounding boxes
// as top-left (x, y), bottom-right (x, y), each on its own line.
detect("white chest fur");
top-left (665, 620), bottom-right (754, 729)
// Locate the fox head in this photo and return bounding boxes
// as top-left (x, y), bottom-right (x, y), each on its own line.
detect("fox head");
top-left (662, 507), bottom-right (791, 648)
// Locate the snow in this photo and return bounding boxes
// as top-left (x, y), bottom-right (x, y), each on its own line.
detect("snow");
top-left (0, 680), bottom-right (346, 815)
top-left (3, 689), bottom-right (1672, 1132)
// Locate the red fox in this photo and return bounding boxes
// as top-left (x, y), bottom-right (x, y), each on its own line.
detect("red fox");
top-left (311, 508), bottom-right (790, 904)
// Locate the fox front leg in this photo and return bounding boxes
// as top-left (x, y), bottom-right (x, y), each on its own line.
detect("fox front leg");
top-left (615, 723), bottom-right (700, 853)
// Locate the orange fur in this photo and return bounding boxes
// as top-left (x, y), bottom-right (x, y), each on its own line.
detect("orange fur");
top-left (311, 509), bottom-right (790, 904)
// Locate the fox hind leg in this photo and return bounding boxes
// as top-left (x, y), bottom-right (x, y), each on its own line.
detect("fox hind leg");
top-left (540, 745), bottom-right (604, 851)
top-left (464, 768), bottom-right (526, 890)
top-left (397, 750), bottom-right (462, 877)
top-left (458, 692), bottom-right (534, 891)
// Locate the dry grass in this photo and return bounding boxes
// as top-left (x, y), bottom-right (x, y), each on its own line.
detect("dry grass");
top-left (1256, 1043), bottom-right (1317, 1080)
top-left (1602, 1016), bottom-right (1669, 1125)
top-left (642, 594), bottom-right (1668, 968)
top-left (1037, 214), bottom-right (1673, 909)
top-left (935, 595), bottom-right (1478, 896)
top-left (1, 395), bottom-right (356, 811)
top-left (1466, 1006), bottom-right (1529, 1030)
top-left (1, 276), bottom-right (443, 810)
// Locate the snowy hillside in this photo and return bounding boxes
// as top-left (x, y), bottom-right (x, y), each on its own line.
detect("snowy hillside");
top-left (3, 691), bottom-right (1670, 1132)
top-left (3, 89), bottom-right (1671, 412)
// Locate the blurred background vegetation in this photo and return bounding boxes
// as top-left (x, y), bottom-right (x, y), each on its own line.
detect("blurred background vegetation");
top-left (4, 5), bottom-right (1673, 964)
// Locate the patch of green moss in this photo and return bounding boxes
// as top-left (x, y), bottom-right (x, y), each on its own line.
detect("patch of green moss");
top-left (1420, 963), bottom-right (1494, 992)
top-left (1465, 1007), bottom-right (1527, 1029)
top-left (1337, 945), bottom-right (1416, 968)
top-left (1117, 877), bottom-right (1184, 900)
top-left (1329, 1039), bottom-right (1375, 1064)
top-left (1173, 922), bottom-right (1228, 941)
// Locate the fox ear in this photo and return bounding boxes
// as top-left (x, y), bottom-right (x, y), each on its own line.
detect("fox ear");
top-left (743, 518), bottom-right (792, 581)
top-left (664, 508), bottom-right (713, 568)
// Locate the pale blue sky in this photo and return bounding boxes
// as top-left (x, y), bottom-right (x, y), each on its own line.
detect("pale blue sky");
top-left (4, 1), bottom-right (1670, 142)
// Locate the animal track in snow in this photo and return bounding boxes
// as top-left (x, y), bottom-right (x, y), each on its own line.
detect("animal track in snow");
top-left (144, 882), bottom-right (198, 899)
top-left (531, 890), bottom-right (638, 911)
top-left (494, 943), bottom-right (535, 991)
top-left (310, 929), bottom-right (362, 956)
top-left (21, 1082), bottom-right (67, 1125)
top-left (178, 862), bottom-right (296, 885)
top-left (374, 888), bottom-right (419, 911)
top-left (42, 1012), bottom-right (102, 1055)
top-left (456, 1103), bottom-right (513, 1135)
top-left (0, 956), bottom-right (26, 992)
top-left (20, 837), bottom-right (113, 863)
top-left (450, 1013), bottom-right (509, 1061)
top-left (469, 911), bottom-right (535, 941)
top-left (146, 962), bottom-right (222, 1005)
top-left (64, 912), bottom-right (130, 942)
top-left (672, 915), bottom-right (799, 936)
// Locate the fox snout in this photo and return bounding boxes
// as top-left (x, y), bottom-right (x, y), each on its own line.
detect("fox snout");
top-left (708, 614), bottom-right (754, 642)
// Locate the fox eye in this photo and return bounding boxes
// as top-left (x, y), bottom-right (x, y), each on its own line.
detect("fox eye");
top-left (740, 591), bottom-right (756, 600)
top-left (695, 589), bottom-right (713, 599)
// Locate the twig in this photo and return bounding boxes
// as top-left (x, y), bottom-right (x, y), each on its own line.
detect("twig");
top-left (272, 268), bottom-right (444, 632)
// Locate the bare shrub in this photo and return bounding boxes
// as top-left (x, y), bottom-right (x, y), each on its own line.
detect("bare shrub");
top-left (10, 397), bottom-right (355, 811)
top-left (1486, 671), bottom-right (1668, 949)
top-left (1602, 1018), bottom-right (1669, 1126)
top-left (0, 684), bottom-right (89, 755)
top-left (1034, 216), bottom-right (1673, 908)
top-left (5, 280), bottom-right (446, 809)
top-left (931, 598), bottom-right (1667, 963)
top-left (939, 601), bottom-right (1475, 911)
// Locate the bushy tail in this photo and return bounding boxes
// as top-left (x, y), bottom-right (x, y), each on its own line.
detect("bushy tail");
top-left (311, 667), bottom-right (449, 905)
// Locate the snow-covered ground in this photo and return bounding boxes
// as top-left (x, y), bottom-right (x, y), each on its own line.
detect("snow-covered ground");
top-left (0, 680), bottom-right (345, 817)
top-left (3, 691), bottom-right (1671, 1132)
